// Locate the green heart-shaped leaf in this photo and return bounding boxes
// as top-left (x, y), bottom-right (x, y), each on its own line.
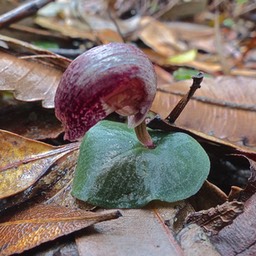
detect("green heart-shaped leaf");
top-left (72, 121), bottom-right (210, 208)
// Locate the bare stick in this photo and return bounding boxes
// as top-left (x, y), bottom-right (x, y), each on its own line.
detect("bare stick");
top-left (167, 72), bottom-right (204, 124)
top-left (107, 7), bottom-right (125, 43)
top-left (0, 0), bottom-right (55, 29)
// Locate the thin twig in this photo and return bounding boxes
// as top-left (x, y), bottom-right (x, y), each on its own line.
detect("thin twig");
top-left (151, 0), bottom-right (179, 20)
top-left (136, 0), bottom-right (179, 34)
top-left (0, 0), bottom-right (55, 29)
top-left (234, 2), bottom-right (256, 17)
top-left (107, 7), bottom-right (125, 43)
top-left (166, 73), bottom-right (204, 124)
top-left (214, 10), bottom-right (230, 75)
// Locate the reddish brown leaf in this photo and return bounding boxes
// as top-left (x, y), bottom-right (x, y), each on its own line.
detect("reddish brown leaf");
top-left (0, 204), bottom-right (121, 255)
top-left (147, 118), bottom-right (256, 161)
top-left (151, 76), bottom-right (256, 148)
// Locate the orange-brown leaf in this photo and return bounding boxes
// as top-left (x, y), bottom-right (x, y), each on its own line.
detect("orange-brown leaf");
top-left (0, 204), bottom-right (121, 255)
top-left (0, 129), bottom-right (78, 200)
top-left (151, 76), bottom-right (256, 148)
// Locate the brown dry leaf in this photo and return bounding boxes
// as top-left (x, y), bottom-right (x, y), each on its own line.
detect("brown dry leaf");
top-left (189, 181), bottom-right (228, 211)
top-left (0, 129), bottom-right (79, 202)
top-left (151, 76), bottom-right (256, 148)
top-left (147, 118), bottom-right (256, 161)
top-left (138, 16), bottom-right (187, 56)
top-left (210, 190), bottom-right (256, 255)
top-left (36, 0), bottom-right (140, 39)
top-left (144, 48), bottom-right (222, 74)
top-left (0, 34), bottom-right (70, 108)
top-left (95, 28), bottom-right (124, 44)
top-left (0, 204), bottom-right (121, 255)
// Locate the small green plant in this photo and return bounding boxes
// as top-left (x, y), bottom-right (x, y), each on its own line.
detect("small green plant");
top-left (54, 43), bottom-right (210, 208)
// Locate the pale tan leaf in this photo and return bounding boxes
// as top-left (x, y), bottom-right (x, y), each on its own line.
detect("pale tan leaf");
top-left (76, 202), bottom-right (191, 256)
top-left (139, 16), bottom-right (187, 56)
top-left (177, 224), bottom-right (221, 256)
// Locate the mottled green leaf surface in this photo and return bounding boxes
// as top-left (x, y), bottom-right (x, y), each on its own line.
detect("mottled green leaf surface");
top-left (72, 121), bottom-right (210, 208)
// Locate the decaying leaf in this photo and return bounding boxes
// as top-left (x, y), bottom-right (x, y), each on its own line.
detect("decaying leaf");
top-left (0, 34), bottom-right (70, 108)
top-left (151, 76), bottom-right (256, 148)
top-left (9, 149), bottom-right (80, 212)
top-left (0, 204), bottom-right (121, 255)
top-left (0, 129), bottom-right (79, 210)
top-left (185, 200), bottom-right (244, 235)
top-left (210, 191), bottom-right (256, 255)
top-left (177, 224), bottom-right (221, 256)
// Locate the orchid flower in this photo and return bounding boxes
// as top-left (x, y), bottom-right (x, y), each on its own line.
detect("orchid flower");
top-left (54, 43), bottom-right (157, 148)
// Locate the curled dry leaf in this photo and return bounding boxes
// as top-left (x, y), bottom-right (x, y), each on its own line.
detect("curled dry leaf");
top-left (177, 224), bottom-right (221, 256)
top-left (0, 129), bottom-right (79, 211)
top-left (151, 76), bottom-right (256, 148)
top-left (185, 200), bottom-right (244, 235)
top-left (0, 204), bottom-right (121, 255)
top-left (210, 192), bottom-right (256, 255)
top-left (0, 34), bottom-right (70, 108)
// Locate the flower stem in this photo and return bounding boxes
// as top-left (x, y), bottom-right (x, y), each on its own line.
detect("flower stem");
top-left (134, 120), bottom-right (155, 149)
